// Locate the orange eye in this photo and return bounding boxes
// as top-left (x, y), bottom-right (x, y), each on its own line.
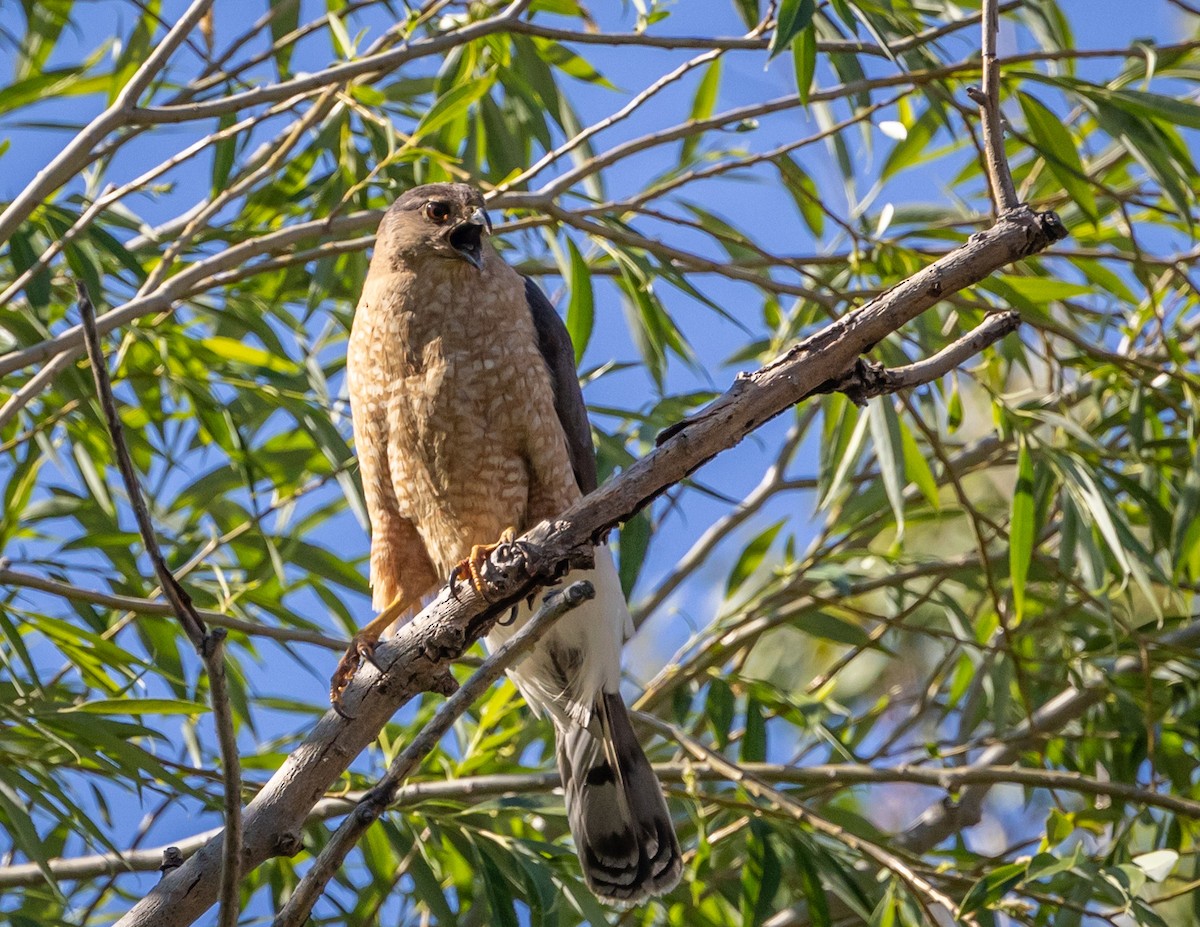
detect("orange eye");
top-left (424, 201), bottom-right (451, 223)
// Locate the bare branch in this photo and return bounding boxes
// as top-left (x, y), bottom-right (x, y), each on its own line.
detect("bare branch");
top-left (0, 567), bottom-right (347, 650)
top-left (9, 748), bottom-right (1198, 891)
top-left (77, 282), bottom-right (243, 927)
top-left (0, 0), bottom-right (214, 246)
top-left (894, 619), bottom-right (1200, 852)
top-left (817, 311), bottom-right (1021, 404)
top-left (273, 580), bottom-right (595, 927)
top-left (973, 0), bottom-right (1020, 212)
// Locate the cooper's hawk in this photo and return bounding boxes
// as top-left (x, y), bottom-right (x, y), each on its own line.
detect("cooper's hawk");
top-left (334, 182), bottom-right (681, 902)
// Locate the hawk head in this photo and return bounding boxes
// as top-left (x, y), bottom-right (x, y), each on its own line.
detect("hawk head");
top-left (375, 182), bottom-right (493, 271)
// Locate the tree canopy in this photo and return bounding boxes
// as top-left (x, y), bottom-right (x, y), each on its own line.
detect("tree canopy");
top-left (1, 1), bottom-right (1199, 925)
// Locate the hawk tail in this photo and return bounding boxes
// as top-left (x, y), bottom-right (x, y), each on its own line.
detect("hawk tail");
top-left (556, 691), bottom-right (681, 903)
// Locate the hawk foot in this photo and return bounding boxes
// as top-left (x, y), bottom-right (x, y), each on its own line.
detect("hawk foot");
top-left (329, 632), bottom-right (384, 718)
top-left (329, 595), bottom-right (414, 716)
top-left (451, 526), bottom-right (519, 603)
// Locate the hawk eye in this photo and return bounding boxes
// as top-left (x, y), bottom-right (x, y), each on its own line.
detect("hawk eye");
top-left (424, 201), bottom-right (451, 224)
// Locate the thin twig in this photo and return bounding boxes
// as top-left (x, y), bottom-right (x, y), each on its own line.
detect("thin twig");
top-left (7, 747), bottom-right (1198, 891)
top-left (643, 715), bottom-right (976, 926)
top-left (973, 0), bottom-right (1020, 212)
top-left (895, 618), bottom-right (1200, 852)
top-left (271, 580), bottom-right (596, 927)
top-left (0, 567), bottom-right (347, 650)
top-left (76, 281), bottom-right (243, 927)
top-left (817, 311), bottom-right (1021, 404)
top-left (0, 0), bottom-right (215, 245)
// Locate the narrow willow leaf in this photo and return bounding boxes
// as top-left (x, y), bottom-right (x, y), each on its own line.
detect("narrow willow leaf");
top-left (705, 677), bottom-right (735, 749)
top-left (564, 238), bottom-right (593, 364)
top-left (776, 154), bottom-right (824, 236)
top-left (66, 698), bottom-right (209, 716)
top-left (959, 861), bottom-right (1026, 916)
top-left (726, 519), bottom-right (785, 596)
top-left (792, 23), bottom-right (816, 104)
top-left (741, 820), bottom-right (782, 926)
top-left (867, 398), bottom-right (905, 540)
top-left (0, 774), bottom-right (60, 897)
top-left (8, 228), bottom-right (51, 309)
top-left (768, 0), bottom-right (816, 60)
top-left (412, 76), bottom-right (494, 144)
top-left (617, 510), bottom-right (651, 598)
top-left (1017, 91), bottom-right (1098, 223)
top-left (898, 418), bottom-right (939, 511)
top-left (741, 697), bottom-right (767, 762)
top-left (682, 58), bottom-right (722, 162)
top-left (881, 103), bottom-right (940, 180)
top-left (1010, 437), bottom-right (1035, 622)
top-left (269, 0), bottom-right (301, 75)
top-left (733, 0), bottom-right (760, 30)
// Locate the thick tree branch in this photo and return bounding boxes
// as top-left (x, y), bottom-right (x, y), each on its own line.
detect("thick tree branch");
top-left (113, 201), bottom-right (1065, 927)
top-left (273, 580), bottom-right (595, 926)
top-left (78, 282), bottom-right (243, 927)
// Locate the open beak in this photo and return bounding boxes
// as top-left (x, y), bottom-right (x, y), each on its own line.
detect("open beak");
top-left (449, 207), bottom-right (491, 270)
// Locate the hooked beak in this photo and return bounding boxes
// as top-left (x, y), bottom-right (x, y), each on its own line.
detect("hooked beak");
top-left (449, 207), bottom-right (491, 270)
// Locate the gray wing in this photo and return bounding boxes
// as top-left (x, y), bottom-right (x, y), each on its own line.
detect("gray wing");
top-left (524, 276), bottom-right (597, 495)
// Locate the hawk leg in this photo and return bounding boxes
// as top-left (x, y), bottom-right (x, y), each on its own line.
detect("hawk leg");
top-left (329, 594), bottom-right (412, 716)
top-left (451, 526), bottom-right (517, 602)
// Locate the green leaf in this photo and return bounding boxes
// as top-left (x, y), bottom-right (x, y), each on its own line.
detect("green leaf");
top-left (412, 76), bottom-right (494, 144)
top-left (617, 510), bottom-right (651, 598)
top-left (777, 155), bottom-right (824, 236)
top-left (1009, 438), bottom-right (1035, 623)
top-left (269, 0), bottom-right (302, 75)
top-left (705, 677), bottom-right (735, 749)
top-left (65, 698), bottom-right (209, 716)
top-left (726, 520), bottom-right (785, 596)
top-left (531, 37), bottom-right (614, 88)
top-left (792, 838), bottom-right (831, 927)
top-left (898, 418), bottom-right (939, 511)
top-left (741, 697), bottom-right (768, 762)
top-left (769, 0), bottom-right (816, 60)
top-left (564, 239), bottom-right (594, 364)
top-left (683, 58), bottom-right (722, 162)
top-left (201, 335), bottom-right (300, 373)
top-left (959, 861), bottom-right (1026, 916)
top-left (211, 112), bottom-right (237, 195)
top-left (792, 23), bottom-right (816, 104)
top-left (0, 776), bottom-right (59, 897)
top-left (1017, 92), bottom-right (1098, 223)
top-left (867, 397), bottom-right (905, 540)
top-left (741, 820), bottom-right (782, 926)
top-left (7, 228), bottom-right (50, 309)
top-left (732, 0), bottom-right (761, 30)
top-left (882, 104), bottom-right (941, 181)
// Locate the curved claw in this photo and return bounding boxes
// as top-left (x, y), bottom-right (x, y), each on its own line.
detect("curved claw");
top-left (329, 633), bottom-right (383, 716)
top-left (452, 527), bottom-right (518, 603)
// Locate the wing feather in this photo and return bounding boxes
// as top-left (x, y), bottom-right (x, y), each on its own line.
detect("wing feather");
top-left (523, 276), bottom-right (598, 495)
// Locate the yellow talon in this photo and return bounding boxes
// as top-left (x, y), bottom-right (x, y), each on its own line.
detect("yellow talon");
top-left (452, 526), bottom-right (517, 601)
top-left (329, 594), bottom-right (413, 715)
